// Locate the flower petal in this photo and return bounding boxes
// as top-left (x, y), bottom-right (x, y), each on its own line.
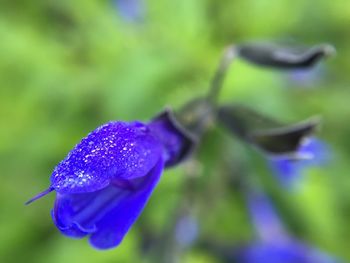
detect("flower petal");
top-left (52, 183), bottom-right (130, 237)
top-left (51, 209), bottom-right (88, 238)
top-left (298, 138), bottom-right (330, 164)
top-left (238, 242), bottom-right (310, 263)
top-left (89, 158), bottom-right (164, 249)
top-left (246, 191), bottom-right (287, 242)
top-left (269, 138), bottom-right (330, 187)
top-left (51, 121), bottom-right (162, 194)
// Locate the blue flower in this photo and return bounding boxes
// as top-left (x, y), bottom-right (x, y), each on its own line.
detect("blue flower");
top-left (175, 214), bottom-right (198, 248)
top-left (269, 138), bottom-right (330, 187)
top-left (237, 190), bottom-right (341, 263)
top-left (239, 242), bottom-right (340, 263)
top-left (245, 191), bottom-right (287, 243)
top-left (114, 0), bottom-right (144, 22)
top-left (287, 64), bottom-right (326, 87)
top-left (27, 110), bottom-right (194, 249)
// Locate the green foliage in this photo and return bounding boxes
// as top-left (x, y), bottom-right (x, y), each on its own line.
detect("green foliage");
top-left (1, 0), bottom-right (350, 262)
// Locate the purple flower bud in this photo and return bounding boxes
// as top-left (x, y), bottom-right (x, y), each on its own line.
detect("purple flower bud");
top-left (27, 110), bottom-right (194, 249)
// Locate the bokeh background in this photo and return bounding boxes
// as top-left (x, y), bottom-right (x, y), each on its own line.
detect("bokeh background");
top-left (1, 0), bottom-right (350, 262)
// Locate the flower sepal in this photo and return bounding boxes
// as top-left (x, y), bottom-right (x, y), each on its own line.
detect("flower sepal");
top-left (218, 104), bottom-right (320, 158)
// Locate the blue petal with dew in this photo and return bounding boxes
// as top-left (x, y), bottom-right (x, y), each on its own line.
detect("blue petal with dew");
top-left (51, 122), bottom-right (162, 194)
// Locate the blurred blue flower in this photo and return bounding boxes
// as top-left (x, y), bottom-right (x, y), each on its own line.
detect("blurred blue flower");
top-left (287, 64), bottom-right (326, 87)
top-left (114, 0), bottom-right (144, 22)
top-left (246, 191), bottom-right (287, 243)
top-left (175, 214), bottom-right (199, 248)
top-left (239, 242), bottom-right (340, 263)
top-left (27, 110), bottom-right (193, 249)
top-left (269, 138), bottom-right (330, 187)
top-left (237, 190), bottom-right (340, 263)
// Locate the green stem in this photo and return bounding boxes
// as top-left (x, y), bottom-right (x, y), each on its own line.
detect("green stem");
top-left (207, 45), bottom-right (237, 104)
top-left (174, 45), bottom-right (237, 139)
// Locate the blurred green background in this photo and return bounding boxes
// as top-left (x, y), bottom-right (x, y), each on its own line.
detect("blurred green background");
top-left (1, 0), bottom-right (350, 262)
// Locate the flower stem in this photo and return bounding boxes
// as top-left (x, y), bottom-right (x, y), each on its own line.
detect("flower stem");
top-left (207, 45), bottom-right (237, 104)
top-left (174, 45), bottom-right (237, 140)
